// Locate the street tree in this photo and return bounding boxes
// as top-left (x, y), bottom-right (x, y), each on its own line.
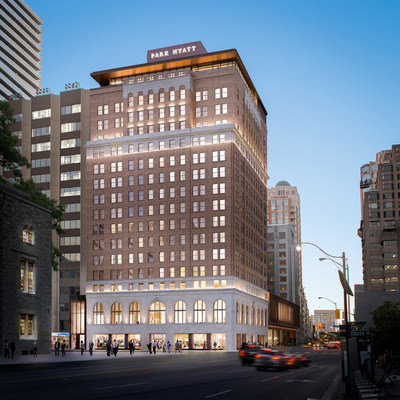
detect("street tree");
top-left (371, 301), bottom-right (400, 356)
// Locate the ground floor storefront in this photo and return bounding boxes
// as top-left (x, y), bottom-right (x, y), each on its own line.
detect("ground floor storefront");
top-left (86, 285), bottom-right (269, 351)
top-left (268, 326), bottom-right (298, 346)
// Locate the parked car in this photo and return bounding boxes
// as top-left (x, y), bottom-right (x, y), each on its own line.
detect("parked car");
top-left (253, 349), bottom-right (288, 371)
top-left (239, 345), bottom-right (261, 365)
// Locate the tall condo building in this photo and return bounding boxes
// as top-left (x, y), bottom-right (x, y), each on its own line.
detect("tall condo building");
top-left (85, 42), bottom-right (269, 351)
top-left (0, 0), bottom-right (43, 100)
top-left (359, 145), bottom-right (400, 292)
top-left (267, 181), bottom-right (310, 342)
top-left (5, 88), bottom-right (90, 348)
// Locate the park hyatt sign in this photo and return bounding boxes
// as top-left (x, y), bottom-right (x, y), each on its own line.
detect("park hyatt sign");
top-left (147, 41), bottom-right (207, 63)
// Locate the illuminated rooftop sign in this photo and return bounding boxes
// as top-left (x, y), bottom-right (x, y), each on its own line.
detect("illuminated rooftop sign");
top-left (147, 41), bottom-right (207, 63)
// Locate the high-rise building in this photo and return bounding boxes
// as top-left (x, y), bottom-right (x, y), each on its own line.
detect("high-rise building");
top-left (0, 0), bottom-right (43, 100)
top-left (267, 181), bottom-right (310, 341)
top-left (356, 144), bottom-right (400, 328)
top-left (5, 88), bottom-right (90, 348)
top-left (85, 42), bottom-right (269, 350)
top-left (359, 145), bottom-right (400, 292)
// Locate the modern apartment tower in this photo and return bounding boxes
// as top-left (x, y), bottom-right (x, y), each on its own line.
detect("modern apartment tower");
top-left (5, 88), bottom-right (90, 348)
top-left (85, 42), bottom-right (269, 350)
top-left (0, 0), bottom-right (43, 100)
top-left (359, 145), bottom-right (400, 292)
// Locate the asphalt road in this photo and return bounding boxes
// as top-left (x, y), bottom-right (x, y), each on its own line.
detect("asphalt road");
top-left (0, 349), bottom-right (341, 400)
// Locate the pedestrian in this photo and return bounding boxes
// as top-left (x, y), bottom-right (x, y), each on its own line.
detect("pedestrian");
top-left (80, 340), bottom-right (84, 355)
top-left (112, 340), bottom-right (118, 356)
top-left (10, 339), bottom-right (16, 359)
top-left (213, 341), bottom-right (217, 351)
top-left (147, 341), bottom-right (152, 354)
top-left (175, 340), bottom-right (180, 353)
top-left (106, 340), bottom-right (111, 356)
top-left (4, 340), bottom-right (9, 359)
top-left (54, 340), bottom-right (60, 357)
top-left (153, 340), bottom-right (157, 354)
top-left (167, 341), bottom-right (171, 353)
top-left (32, 340), bottom-right (38, 357)
top-left (89, 340), bottom-right (94, 356)
top-left (162, 342), bottom-right (166, 353)
top-left (203, 341), bottom-right (206, 350)
top-left (61, 340), bottom-right (66, 357)
top-left (384, 349), bottom-right (393, 373)
top-left (129, 339), bottom-right (134, 355)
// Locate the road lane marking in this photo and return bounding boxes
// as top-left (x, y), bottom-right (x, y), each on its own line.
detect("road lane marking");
top-left (205, 389), bottom-right (233, 398)
top-left (0, 367), bottom-right (150, 385)
top-left (95, 381), bottom-right (148, 390)
top-left (225, 370), bottom-right (248, 374)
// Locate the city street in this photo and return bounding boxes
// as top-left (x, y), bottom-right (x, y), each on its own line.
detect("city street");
top-left (0, 348), bottom-right (341, 400)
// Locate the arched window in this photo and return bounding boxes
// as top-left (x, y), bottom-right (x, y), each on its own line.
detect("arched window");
top-left (111, 302), bottom-right (122, 324)
top-left (149, 301), bottom-right (166, 324)
top-left (93, 303), bottom-right (104, 324)
top-left (174, 300), bottom-right (186, 324)
top-left (257, 308), bottom-right (260, 326)
top-left (194, 300), bottom-right (206, 323)
top-left (246, 305), bottom-right (249, 325)
top-left (148, 90), bottom-right (154, 105)
top-left (129, 302), bottom-right (140, 324)
top-left (236, 301), bottom-right (240, 324)
top-left (241, 303), bottom-right (245, 325)
top-left (213, 300), bottom-right (226, 323)
top-left (252, 305), bottom-right (255, 326)
top-left (138, 91), bottom-right (144, 106)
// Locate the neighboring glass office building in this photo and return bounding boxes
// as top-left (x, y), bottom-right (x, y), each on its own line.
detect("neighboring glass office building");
top-left (85, 42), bottom-right (270, 350)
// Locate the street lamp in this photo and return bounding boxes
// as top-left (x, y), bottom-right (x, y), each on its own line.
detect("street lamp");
top-left (318, 296), bottom-right (337, 310)
top-left (297, 241), bottom-right (353, 394)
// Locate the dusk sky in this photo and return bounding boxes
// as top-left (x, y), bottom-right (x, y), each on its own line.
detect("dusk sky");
top-left (27, 0), bottom-right (400, 317)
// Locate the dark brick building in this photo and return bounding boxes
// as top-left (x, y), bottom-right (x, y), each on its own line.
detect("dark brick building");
top-left (0, 182), bottom-right (52, 355)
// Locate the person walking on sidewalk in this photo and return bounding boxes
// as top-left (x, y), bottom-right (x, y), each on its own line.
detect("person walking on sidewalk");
top-left (89, 340), bottom-right (94, 356)
top-left (61, 340), bottom-right (66, 357)
top-left (10, 339), bottom-right (16, 359)
top-left (4, 340), bottom-right (10, 359)
top-left (112, 340), bottom-right (118, 356)
top-left (129, 340), bottom-right (134, 355)
top-left (106, 340), bottom-right (111, 356)
top-left (80, 340), bottom-right (84, 355)
top-left (153, 340), bottom-right (157, 354)
top-left (32, 341), bottom-right (38, 357)
top-left (167, 341), bottom-right (171, 353)
top-left (54, 340), bottom-right (60, 357)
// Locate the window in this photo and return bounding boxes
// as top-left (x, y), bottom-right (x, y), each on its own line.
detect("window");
top-left (93, 303), bottom-right (104, 324)
top-left (111, 302), bottom-right (122, 324)
top-left (149, 301), bottom-right (166, 324)
top-left (20, 314), bottom-right (35, 338)
top-left (194, 300), bottom-right (206, 323)
top-left (129, 302), bottom-right (140, 324)
top-left (174, 300), bottom-right (186, 324)
top-left (20, 260), bottom-right (34, 293)
top-left (22, 228), bottom-right (35, 245)
top-left (213, 300), bottom-right (226, 323)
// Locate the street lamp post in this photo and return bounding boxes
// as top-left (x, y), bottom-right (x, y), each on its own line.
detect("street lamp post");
top-left (297, 242), bottom-right (353, 394)
top-left (318, 296), bottom-right (339, 333)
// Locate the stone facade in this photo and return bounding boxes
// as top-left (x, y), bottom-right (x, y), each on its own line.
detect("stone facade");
top-left (0, 182), bottom-right (52, 355)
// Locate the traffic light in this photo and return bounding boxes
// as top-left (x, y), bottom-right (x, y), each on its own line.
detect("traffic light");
top-left (318, 322), bottom-right (322, 329)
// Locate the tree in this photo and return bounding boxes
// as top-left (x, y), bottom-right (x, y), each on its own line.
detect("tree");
top-left (0, 101), bottom-right (30, 178)
top-left (0, 100), bottom-right (65, 270)
top-left (371, 301), bottom-right (400, 357)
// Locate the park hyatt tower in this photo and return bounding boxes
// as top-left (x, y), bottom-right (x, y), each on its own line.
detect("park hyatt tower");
top-left (85, 43), bottom-right (269, 350)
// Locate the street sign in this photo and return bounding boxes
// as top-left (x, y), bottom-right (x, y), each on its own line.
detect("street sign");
top-left (349, 331), bottom-right (371, 338)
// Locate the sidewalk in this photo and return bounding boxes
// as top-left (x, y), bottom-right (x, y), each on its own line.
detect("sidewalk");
top-left (0, 349), bottom-right (187, 365)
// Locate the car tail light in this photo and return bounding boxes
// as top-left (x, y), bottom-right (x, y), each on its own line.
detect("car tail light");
top-left (255, 354), bottom-right (262, 358)
top-left (271, 356), bottom-right (280, 360)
